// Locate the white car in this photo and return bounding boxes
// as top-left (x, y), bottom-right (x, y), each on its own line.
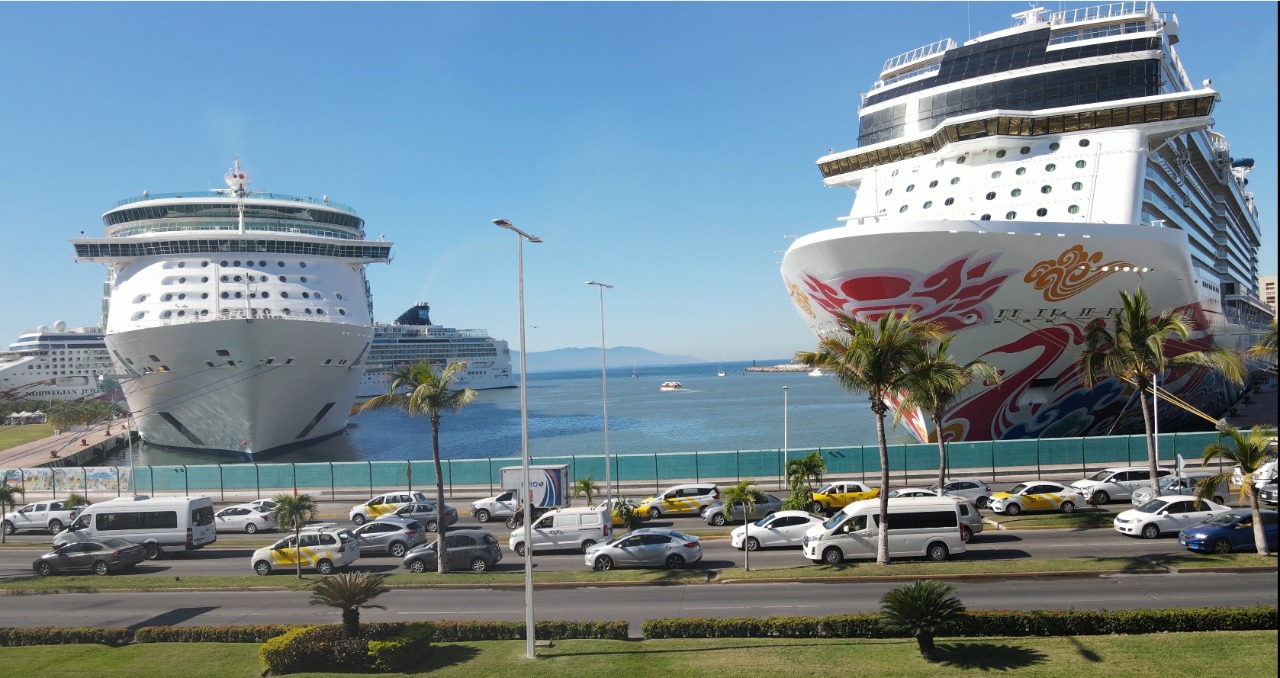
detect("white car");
top-left (245, 498), bottom-right (279, 513)
top-left (729, 510), bottom-right (824, 551)
top-left (1071, 466), bottom-right (1172, 504)
top-left (251, 524), bottom-right (360, 575)
top-left (1113, 495), bottom-right (1232, 539)
top-left (349, 491), bottom-right (429, 525)
top-left (930, 478), bottom-right (995, 508)
top-left (1232, 460), bottom-right (1277, 489)
top-left (888, 488), bottom-right (939, 498)
top-left (989, 481), bottom-right (1084, 515)
top-left (214, 503), bottom-right (278, 534)
top-left (471, 491), bottom-right (520, 523)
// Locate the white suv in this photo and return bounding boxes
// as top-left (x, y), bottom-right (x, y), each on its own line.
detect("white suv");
top-left (471, 491), bottom-right (520, 523)
top-left (1071, 466), bottom-right (1171, 504)
top-left (252, 524), bottom-right (360, 575)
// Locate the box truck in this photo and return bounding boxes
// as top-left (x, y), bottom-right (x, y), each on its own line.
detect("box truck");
top-left (500, 464), bottom-right (570, 509)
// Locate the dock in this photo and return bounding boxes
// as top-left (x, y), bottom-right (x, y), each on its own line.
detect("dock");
top-left (0, 420), bottom-right (136, 470)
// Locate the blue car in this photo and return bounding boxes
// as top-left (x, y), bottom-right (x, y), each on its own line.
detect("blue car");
top-left (1178, 509), bottom-right (1278, 554)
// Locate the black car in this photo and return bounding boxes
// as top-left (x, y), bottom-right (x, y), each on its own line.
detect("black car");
top-left (33, 538), bottom-right (146, 576)
top-left (403, 528), bottom-right (503, 572)
top-left (1260, 482), bottom-right (1278, 507)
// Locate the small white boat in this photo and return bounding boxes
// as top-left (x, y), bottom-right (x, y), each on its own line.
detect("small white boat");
top-left (660, 381), bottom-right (683, 391)
top-left (808, 369), bottom-right (826, 377)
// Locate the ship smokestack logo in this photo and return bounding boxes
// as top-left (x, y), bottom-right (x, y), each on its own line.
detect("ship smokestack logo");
top-left (1025, 245), bottom-right (1134, 303)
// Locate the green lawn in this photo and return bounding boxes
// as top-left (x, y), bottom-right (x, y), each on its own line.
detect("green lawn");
top-left (1, 632), bottom-right (1276, 677)
top-left (0, 423), bottom-right (55, 450)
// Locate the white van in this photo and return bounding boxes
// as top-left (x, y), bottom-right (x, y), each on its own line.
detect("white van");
top-left (55, 495), bottom-right (217, 560)
top-left (801, 497), bottom-right (966, 564)
top-left (509, 506), bottom-right (611, 556)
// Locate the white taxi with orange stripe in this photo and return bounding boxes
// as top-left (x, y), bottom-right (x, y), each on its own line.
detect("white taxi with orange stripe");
top-left (349, 491), bottom-right (429, 525)
top-left (637, 484), bottom-right (720, 519)
top-left (988, 481), bottom-right (1085, 516)
top-left (252, 524), bottom-right (360, 575)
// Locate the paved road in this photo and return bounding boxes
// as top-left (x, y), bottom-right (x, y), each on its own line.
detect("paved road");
top-left (0, 573), bottom-right (1273, 634)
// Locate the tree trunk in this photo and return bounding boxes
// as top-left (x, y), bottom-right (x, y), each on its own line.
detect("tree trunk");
top-left (1250, 492), bottom-right (1271, 557)
top-left (295, 522), bottom-right (303, 580)
top-left (341, 607), bottom-right (359, 639)
top-left (432, 413), bottom-right (450, 574)
top-left (916, 632), bottom-right (937, 660)
top-left (873, 393), bottom-right (890, 566)
top-left (934, 413), bottom-right (947, 497)
top-left (1137, 376), bottom-right (1160, 499)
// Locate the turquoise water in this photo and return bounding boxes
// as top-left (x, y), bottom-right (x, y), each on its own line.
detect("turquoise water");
top-left (121, 361), bottom-right (894, 466)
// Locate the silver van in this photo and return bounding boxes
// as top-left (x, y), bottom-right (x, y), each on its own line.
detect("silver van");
top-left (801, 497), bottom-right (967, 564)
top-left (509, 506), bottom-right (611, 555)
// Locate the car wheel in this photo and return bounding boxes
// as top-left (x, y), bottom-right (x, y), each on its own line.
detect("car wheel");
top-left (711, 513), bottom-right (727, 526)
top-left (811, 501), bottom-right (825, 514)
top-left (960, 525), bottom-right (972, 543)
top-left (1212, 538), bottom-right (1233, 554)
top-left (35, 561), bottom-right (53, 576)
top-left (1060, 501), bottom-right (1076, 514)
top-left (93, 560), bottom-right (111, 576)
top-left (1213, 496), bottom-right (1226, 505)
top-left (1092, 491), bottom-right (1110, 505)
top-left (1004, 503), bottom-right (1022, 516)
top-left (48, 519), bottom-right (64, 533)
top-left (352, 513), bottom-right (367, 525)
top-left (665, 554), bottom-right (685, 569)
top-left (822, 547), bottom-right (842, 565)
top-left (1140, 523), bottom-right (1160, 539)
top-left (254, 560), bottom-right (272, 576)
top-left (580, 540), bottom-right (596, 553)
top-left (244, 523), bottom-right (258, 534)
top-left (390, 542), bottom-right (408, 558)
top-left (470, 557), bottom-right (488, 573)
top-left (927, 542), bottom-right (949, 562)
top-left (144, 543), bottom-right (161, 560)
top-left (408, 559), bottom-right (428, 573)
top-left (975, 496), bottom-right (990, 509)
top-left (505, 516), bottom-right (520, 529)
top-left (648, 507), bottom-right (662, 519)
top-left (514, 542), bottom-right (527, 557)
top-left (316, 559), bottom-right (335, 575)
top-left (745, 537), bottom-right (760, 552)
top-left (593, 555), bottom-right (614, 571)
top-left (425, 520), bottom-right (438, 532)
top-left (475, 509), bottom-right (491, 523)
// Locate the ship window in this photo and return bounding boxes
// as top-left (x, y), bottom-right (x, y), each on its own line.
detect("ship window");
top-left (335, 293), bottom-right (343, 300)
top-left (300, 277), bottom-right (307, 283)
top-left (316, 309), bottom-right (325, 315)
top-left (1005, 211), bottom-right (1017, 220)
top-left (279, 276), bottom-right (287, 282)
top-left (996, 150), bottom-right (1007, 158)
top-left (161, 311), bottom-right (172, 319)
top-left (944, 197), bottom-right (955, 206)
top-left (1072, 182), bottom-right (1084, 190)
top-left (133, 294), bottom-right (148, 303)
top-left (302, 292), bottom-right (310, 299)
top-left (1079, 139), bottom-right (1091, 147)
top-left (233, 260), bottom-right (241, 267)
top-left (884, 188), bottom-right (893, 196)
top-left (324, 358), bottom-right (332, 364)
top-left (985, 192), bottom-right (996, 201)
top-left (281, 292), bottom-right (289, 298)
top-left (1011, 188), bottom-right (1022, 197)
top-left (201, 310), bottom-right (208, 316)
top-left (266, 358), bottom-right (275, 365)
top-left (233, 275), bottom-right (242, 282)
top-left (1069, 205), bottom-right (1081, 214)
top-left (1036, 208), bottom-right (1048, 217)
top-left (1041, 185), bottom-right (1052, 194)
top-left (950, 177), bottom-right (960, 185)
top-left (898, 205), bottom-right (908, 213)
top-left (923, 201), bottom-right (933, 209)
top-left (178, 277), bottom-right (186, 283)
top-left (314, 293), bottom-right (323, 300)
top-left (1016, 168), bottom-right (1027, 175)
top-left (339, 309), bottom-right (347, 315)
top-left (305, 308), bottom-right (313, 314)
top-left (259, 261), bottom-right (266, 267)
top-left (201, 293), bottom-right (208, 299)
top-left (956, 156), bottom-right (966, 164)
top-left (286, 358), bottom-right (294, 365)
top-left (278, 261), bottom-right (285, 267)
top-left (991, 171), bottom-right (1002, 179)
top-left (906, 184), bottom-right (915, 192)
top-left (891, 169), bottom-right (899, 176)
top-left (177, 311), bottom-right (185, 317)
top-left (131, 312), bottom-right (147, 321)
top-left (234, 292), bottom-right (242, 298)
top-left (980, 214), bottom-right (992, 220)
top-left (249, 293), bottom-right (257, 299)
top-left (178, 293), bottom-right (186, 300)
top-left (299, 262), bottom-right (307, 268)
top-left (246, 260), bottom-right (255, 267)
top-left (928, 180), bottom-right (938, 188)
top-left (201, 277), bottom-right (208, 283)
top-left (201, 261), bottom-right (209, 267)
top-left (935, 160), bottom-right (944, 168)
top-left (261, 292), bottom-right (270, 298)
top-left (220, 292), bottom-right (229, 299)
top-left (220, 276), bottom-right (229, 283)
top-left (1076, 160), bottom-right (1087, 168)
top-left (206, 361), bottom-right (216, 368)
top-left (1045, 163), bottom-right (1057, 172)
top-left (1049, 142), bottom-right (1060, 152)
top-left (283, 308), bottom-right (291, 315)
top-left (1020, 146), bottom-right (1031, 155)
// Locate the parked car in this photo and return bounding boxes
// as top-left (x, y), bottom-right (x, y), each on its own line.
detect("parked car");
top-left (888, 488), bottom-right (939, 498)
top-left (252, 525), bottom-right (360, 575)
top-left (929, 478), bottom-right (995, 508)
top-left (403, 529), bottom-right (504, 573)
top-left (989, 481), bottom-right (1084, 515)
top-left (1232, 461), bottom-right (1278, 489)
top-left (1178, 509), bottom-right (1279, 554)
top-left (471, 491), bottom-right (520, 523)
top-left (352, 516), bottom-right (427, 557)
top-left (3, 500), bottom-right (83, 535)
top-left (1260, 482), bottom-right (1278, 507)
top-left (636, 483), bottom-right (720, 519)
top-left (1113, 495), bottom-right (1231, 539)
top-left (245, 498), bottom-right (279, 513)
top-left (951, 497), bottom-right (984, 542)
top-left (214, 503), bottom-right (278, 534)
top-left (701, 493), bottom-right (784, 525)
top-left (32, 538), bottom-right (145, 576)
top-left (1070, 466), bottom-right (1172, 504)
top-left (729, 510), bottom-right (824, 551)
top-left (809, 481), bottom-right (879, 514)
top-left (509, 506), bottom-right (611, 555)
top-left (585, 528), bottom-right (702, 570)
top-left (386, 501), bottom-right (459, 532)
top-left (1131, 473), bottom-right (1226, 506)
top-left (602, 498), bottom-right (652, 527)
top-left (348, 491), bottom-right (429, 525)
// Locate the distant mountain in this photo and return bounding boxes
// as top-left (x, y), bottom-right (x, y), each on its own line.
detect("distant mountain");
top-left (514, 346), bottom-right (704, 373)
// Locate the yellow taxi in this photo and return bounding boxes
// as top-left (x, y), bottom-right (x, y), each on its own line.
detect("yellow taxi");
top-left (988, 481), bottom-right (1085, 515)
top-left (809, 481), bottom-right (879, 514)
top-left (251, 525), bottom-right (360, 575)
top-left (349, 491), bottom-right (429, 525)
top-left (636, 484), bottom-right (720, 519)
top-left (604, 498), bottom-right (653, 527)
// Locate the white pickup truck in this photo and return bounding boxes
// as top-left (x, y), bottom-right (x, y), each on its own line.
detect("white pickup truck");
top-left (2, 500), bottom-right (84, 535)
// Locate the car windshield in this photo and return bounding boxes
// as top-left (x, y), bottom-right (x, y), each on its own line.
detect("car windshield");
top-left (1203, 513), bottom-right (1241, 527)
top-left (1135, 499), bottom-right (1170, 514)
top-left (815, 483), bottom-right (837, 494)
top-left (1008, 483), bottom-right (1029, 494)
top-left (1086, 470), bottom-right (1112, 481)
top-left (822, 512), bottom-right (846, 530)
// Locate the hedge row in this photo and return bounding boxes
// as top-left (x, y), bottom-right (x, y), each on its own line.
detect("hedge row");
top-left (259, 623), bottom-right (434, 675)
top-left (432, 620), bottom-right (629, 641)
top-left (642, 606), bottom-right (1278, 639)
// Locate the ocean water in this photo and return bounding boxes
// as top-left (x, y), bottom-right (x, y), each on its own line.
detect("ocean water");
top-left (118, 361), bottom-right (909, 466)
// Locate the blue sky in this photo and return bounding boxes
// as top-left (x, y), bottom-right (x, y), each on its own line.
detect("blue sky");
top-left (1, 2), bottom-right (1274, 362)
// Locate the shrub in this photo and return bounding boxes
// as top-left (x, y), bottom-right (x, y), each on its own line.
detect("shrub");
top-left (134, 625), bottom-right (293, 644)
top-left (259, 623), bottom-right (434, 675)
top-left (368, 623), bottom-right (434, 672)
top-left (0, 626), bottom-right (133, 647)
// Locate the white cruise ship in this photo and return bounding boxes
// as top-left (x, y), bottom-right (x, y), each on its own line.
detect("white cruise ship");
top-left (781, 3), bottom-right (1270, 442)
top-left (0, 322), bottom-right (114, 402)
top-left (72, 160), bottom-right (392, 457)
top-left (358, 302), bottom-right (516, 397)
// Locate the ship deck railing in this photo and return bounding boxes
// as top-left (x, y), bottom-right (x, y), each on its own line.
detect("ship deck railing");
top-left (113, 191), bottom-right (356, 214)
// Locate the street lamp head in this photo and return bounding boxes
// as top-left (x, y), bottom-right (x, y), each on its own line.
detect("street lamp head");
top-left (585, 280), bottom-right (613, 289)
top-left (492, 218), bottom-right (511, 228)
top-left (492, 218), bottom-right (542, 243)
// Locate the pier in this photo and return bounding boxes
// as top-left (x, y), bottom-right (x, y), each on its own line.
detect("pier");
top-left (0, 420), bottom-right (136, 470)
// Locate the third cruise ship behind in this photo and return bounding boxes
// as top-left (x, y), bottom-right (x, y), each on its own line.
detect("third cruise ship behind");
top-left (781, 3), bottom-right (1270, 443)
top-left (73, 160), bottom-right (392, 457)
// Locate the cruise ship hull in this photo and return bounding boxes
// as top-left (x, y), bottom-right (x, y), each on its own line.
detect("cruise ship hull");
top-left (109, 319), bottom-right (371, 457)
top-left (782, 219), bottom-right (1244, 442)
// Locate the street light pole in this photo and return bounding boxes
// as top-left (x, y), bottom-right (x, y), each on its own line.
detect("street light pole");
top-left (586, 281), bottom-right (613, 510)
top-left (783, 386), bottom-right (789, 485)
top-left (493, 218), bottom-right (542, 660)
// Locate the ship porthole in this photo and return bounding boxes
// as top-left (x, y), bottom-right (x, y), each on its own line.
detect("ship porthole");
top-left (963, 313), bottom-right (978, 325)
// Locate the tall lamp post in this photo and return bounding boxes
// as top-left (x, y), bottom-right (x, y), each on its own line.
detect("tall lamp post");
top-left (586, 281), bottom-right (613, 510)
top-left (782, 386), bottom-right (789, 487)
top-left (493, 218), bottom-right (542, 659)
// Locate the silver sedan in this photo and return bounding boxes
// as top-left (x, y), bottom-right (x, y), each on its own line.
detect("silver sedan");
top-left (584, 528), bottom-right (702, 570)
top-left (729, 510), bottom-right (824, 550)
top-left (213, 504), bottom-right (278, 534)
top-left (701, 493), bottom-right (784, 526)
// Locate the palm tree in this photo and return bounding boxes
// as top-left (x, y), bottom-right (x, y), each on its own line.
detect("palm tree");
top-left (356, 360), bottom-right (476, 574)
top-left (308, 571), bottom-right (390, 639)
top-left (796, 310), bottom-right (944, 564)
top-left (783, 451), bottom-right (826, 511)
top-left (269, 493), bottom-right (320, 580)
top-left (894, 336), bottom-right (1001, 496)
top-left (62, 492), bottom-right (90, 509)
top-left (1198, 425), bottom-right (1277, 556)
top-left (878, 580), bottom-right (966, 660)
top-left (1245, 319), bottom-right (1277, 371)
top-left (719, 479), bottom-right (761, 524)
top-left (573, 476), bottom-right (601, 507)
top-left (0, 478), bottom-right (23, 545)
top-left (1079, 289), bottom-right (1246, 499)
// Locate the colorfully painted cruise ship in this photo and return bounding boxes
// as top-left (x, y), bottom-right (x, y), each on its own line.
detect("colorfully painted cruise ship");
top-left (781, 3), bottom-right (1270, 443)
top-left (358, 302), bottom-right (516, 397)
top-left (0, 322), bottom-right (114, 402)
top-left (72, 160), bottom-right (392, 457)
